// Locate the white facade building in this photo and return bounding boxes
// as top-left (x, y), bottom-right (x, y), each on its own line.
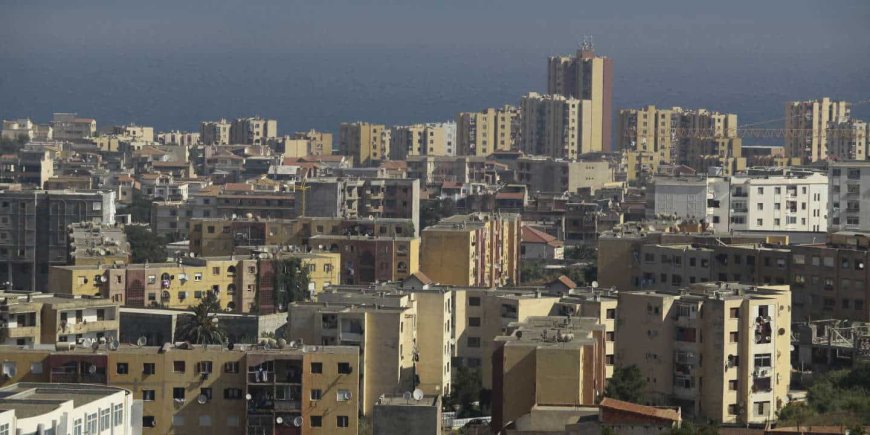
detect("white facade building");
top-left (0, 383), bottom-right (137, 435)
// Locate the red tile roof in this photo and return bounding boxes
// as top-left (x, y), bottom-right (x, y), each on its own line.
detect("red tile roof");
top-left (408, 271), bottom-right (433, 285)
top-left (599, 398), bottom-right (681, 422)
top-left (522, 226), bottom-right (559, 245)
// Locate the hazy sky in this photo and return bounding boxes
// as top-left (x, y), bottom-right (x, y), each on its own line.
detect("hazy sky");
top-left (1, 0), bottom-right (868, 133)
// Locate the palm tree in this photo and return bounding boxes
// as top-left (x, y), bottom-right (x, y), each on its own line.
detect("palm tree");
top-left (174, 292), bottom-right (227, 345)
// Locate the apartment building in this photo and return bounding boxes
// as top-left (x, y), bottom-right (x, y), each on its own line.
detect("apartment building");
top-left (50, 113), bottom-right (96, 141)
top-left (421, 213), bottom-right (520, 287)
top-left (516, 155), bottom-right (613, 194)
top-left (547, 42), bottom-right (613, 152)
top-left (390, 122), bottom-right (456, 160)
top-left (828, 119), bottom-right (868, 161)
top-left (291, 129), bottom-right (334, 156)
top-left (287, 299), bottom-right (415, 416)
top-left (0, 291), bottom-right (120, 346)
top-left (308, 234), bottom-right (419, 285)
top-left (158, 130), bottom-right (201, 146)
top-left (520, 92), bottom-right (594, 159)
top-left (456, 105), bottom-right (520, 156)
top-left (112, 124), bottom-right (155, 143)
top-left (339, 122), bottom-right (391, 165)
top-left (829, 161), bottom-right (870, 232)
top-left (200, 119), bottom-right (232, 145)
top-left (303, 178), bottom-right (420, 233)
top-left (453, 287), bottom-right (560, 390)
top-left (229, 117), bottom-right (278, 145)
top-left (48, 256), bottom-right (259, 313)
top-left (556, 288), bottom-right (619, 379)
top-left (0, 189), bottom-right (116, 290)
top-left (406, 155), bottom-right (499, 186)
top-left (784, 98), bottom-right (851, 163)
top-left (616, 283), bottom-right (792, 425)
top-left (0, 383), bottom-right (135, 435)
top-left (0, 149), bottom-right (55, 187)
top-left (1, 118), bottom-right (52, 141)
top-left (491, 316), bottom-right (607, 432)
top-left (0, 343), bottom-right (360, 435)
top-left (617, 105), bottom-right (675, 166)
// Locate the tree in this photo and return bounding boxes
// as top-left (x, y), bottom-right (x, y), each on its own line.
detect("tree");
top-left (125, 225), bottom-right (167, 263)
top-left (604, 365), bottom-right (646, 403)
top-left (421, 198), bottom-right (456, 230)
top-left (448, 366), bottom-right (484, 418)
top-left (127, 190), bottom-right (153, 224)
top-left (174, 292), bottom-right (227, 345)
top-left (273, 258), bottom-right (311, 309)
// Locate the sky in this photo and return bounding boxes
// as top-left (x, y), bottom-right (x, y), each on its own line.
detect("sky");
top-left (1, 0), bottom-right (868, 135)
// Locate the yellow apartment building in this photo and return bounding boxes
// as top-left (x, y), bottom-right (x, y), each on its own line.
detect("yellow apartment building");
top-left (556, 289), bottom-right (618, 379)
top-left (616, 283), bottom-right (791, 425)
top-left (338, 122), bottom-right (390, 165)
top-left (0, 343), bottom-right (360, 435)
top-left (492, 316), bottom-right (607, 431)
top-left (421, 213), bottom-right (520, 287)
top-left (0, 291), bottom-right (120, 346)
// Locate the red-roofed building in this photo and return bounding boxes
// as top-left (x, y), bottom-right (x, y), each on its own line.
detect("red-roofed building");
top-left (521, 225), bottom-right (564, 260)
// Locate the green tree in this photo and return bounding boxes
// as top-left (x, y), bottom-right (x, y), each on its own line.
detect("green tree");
top-left (273, 258), bottom-right (311, 309)
top-left (604, 365), bottom-right (646, 403)
top-left (127, 190), bottom-right (153, 224)
top-left (124, 225), bottom-right (167, 263)
top-left (421, 198), bottom-right (456, 230)
top-left (174, 292), bottom-right (227, 345)
top-left (448, 366), bottom-right (484, 418)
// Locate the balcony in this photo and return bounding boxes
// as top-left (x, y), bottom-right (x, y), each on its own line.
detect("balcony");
top-left (754, 318), bottom-right (772, 344)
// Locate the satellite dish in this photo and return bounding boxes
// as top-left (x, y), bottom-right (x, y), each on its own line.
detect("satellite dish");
top-left (277, 338), bottom-right (287, 349)
top-left (293, 417), bottom-right (303, 427)
top-left (342, 391), bottom-right (352, 400)
top-left (412, 389), bottom-right (424, 401)
top-left (197, 394), bottom-right (208, 405)
top-left (91, 341), bottom-right (100, 351)
top-left (288, 340), bottom-right (297, 348)
top-left (100, 276), bottom-right (107, 283)
top-left (88, 364), bottom-right (97, 374)
top-left (591, 281), bottom-right (599, 288)
top-left (82, 338), bottom-right (94, 348)
top-left (99, 336), bottom-right (107, 344)
top-left (275, 417), bottom-right (283, 425)
top-left (109, 340), bottom-right (120, 351)
top-left (403, 391), bottom-right (413, 401)
top-left (245, 393), bottom-right (252, 401)
top-left (137, 336), bottom-right (147, 347)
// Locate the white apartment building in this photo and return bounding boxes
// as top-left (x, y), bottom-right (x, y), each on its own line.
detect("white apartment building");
top-left (651, 171), bottom-right (828, 233)
top-left (829, 161), bottom-right (870, 232)
top-left (0, 383), bottom-right (136, 435)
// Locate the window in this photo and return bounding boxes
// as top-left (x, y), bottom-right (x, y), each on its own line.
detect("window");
top-left (143, 390), bottom-right (156, 401)
top-left (143, 416), bottom-right (156, 428)
top-left (201, 388), bottom-right (213, 400)
top-left (311, 416), bottom-right (323, 427)
top-left (310, 362), bottom-right (323, 374)
top-left (728, 404), bottom-right (739, 415)
top-left (86, 413), bottom-right (98, 434)
top-left (73, 419), bottom-right (82, 435)
top-left (227, 416), bottom-right (240, 427)
top-left (117, 363), bottom-right (128, 374)
top-left (729, 308), bottom-right (739, 318)
top-left (729, 379), bottom-right (738, 391)
top-left (467, 337), bottom-right (481, 348)
top-left (199, 416), bottom-right (212, 426)
top-left (30, 362), bottom-right (43, 374)
top-left (755, 401), bottom-right (770, 416)
top-left (100, 408), bottom-right (111, 431)
top-left (729, 332), bottom-right (739, 343)
top-left (468, 317), bottom-right (481, 327)
top-left (469, 296), bottom-right (481, 306)
top-left (606, 331), bottom-right (615, 342)
top-left (338, 362), bottom-right (352, 374)
top-left (143, 363), bottom-right (156, 375)
top-left (173, 387), bottom-right (185, 400)
top-left (606, 308), bottom-right (616, 319)
top-left (172, 416), bottom-right (185, 426)
top-left (196, 361), bottom-right (213, 374)
top-left (113, 403), bottom-right (123, 426)
top-left (754, 353), bottom-right (772, 368)
top-left (224, 361), bottom-right (240, 373)
top-left (337, 416), bottom-right (350, 428)
top-left (224, 388), bottom-right (243, 399)
top-left (337, 389), bottom-right (351, 401)
top-left (173, 361), bottom-right (186, 373)
top-left (310, 389), bottom-right (322, 400)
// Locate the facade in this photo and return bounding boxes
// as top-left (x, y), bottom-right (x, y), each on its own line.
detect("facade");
top-left (338, 122), bottom-right (391, 165)
top-left (616, 283), bottom-right (792, 425)
top-left (67, 222), bottom-right (130, 266)
top-left (158, 130), bottom-right (201, 146)
top-left (303, 178), bottom-right (420, 234)
top-left (390, 122), bottom-right (456, 160)
top-left (828, 120), bottom-right (868, 161)
top-left (0, 189), bottom-right (116, 291)
top-left (230, 117), bottom-right (278, 145)
top-left (308, 234), bottom-right (420, 285)
top-left (0, 343), bottom-right (360, 435)
top-left (520, 92), bottom-right (595, 158)
top-left (516, 155), bottom-right (613, 194)
top-left (421, 213), bottom-right (521, 287)
top-left (456, 105), bottom-right (520, 156)
top-left (784, 98), bottom-right (851, 163)
top-left (0, 292), bottom-right (120, 346)
top-left (373, 395), bottom-right (441, 435)
top-left (829, 161), bottom-right (870, 232)
top-left (113, 124), bottom-right (155, 143)
top-left (1, 118), bottom-right (52, 141)
top-left (291, 129), bottom-right (334, 156)
top-left (0, 383), bottom-right (135, 435)
top-left (547, 42), bottom-right (613, 152)
top-left (491, 316), bottom-right (607, 432)
top-left (200, 119), bottom-right (232, 145)
top-left (50, 113), bottom-right (96, 141)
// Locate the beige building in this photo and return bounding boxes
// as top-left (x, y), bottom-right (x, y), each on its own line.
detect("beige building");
top-left (0, 291), bottom-right (120, 346)
top-left (828, 119), bottom-right (868, 161)
top-left (1, 119), bottom-right (52, 141)
top-left (230, 117), bottom-right (278, 145)
top-left (421, 213), bottom-right (520, 287)
top-left (292, 129), bottom-right (334, 155)
top-left (339, 122), bottom-right (391, 165)
top-left (616, 283), bottom-right (791, 425)
top-left (200, 119), bottom-right (231, 145)
top-left (492, 316), bottom-right (607, 432)
top-left (390, 122), bottom-right (456, 160)
top-left (784, 98), bottom-right (851, 163)
top-left (456, 105), bottom-right (520, 156)
top-left (0, 343), bottom-right (360, 435)
top-left (556, 288), bottom-right (618, 379)
top-left (50, 113), bottom-right (96, 141)
top-left (520, 92), bottom-right (595, 158)
top-left (547, 41), bottom-right (613, 152)
top-left (516, 155), bottom-right (613, 194)
top-left (112, 124), bottom-right (154, 143)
